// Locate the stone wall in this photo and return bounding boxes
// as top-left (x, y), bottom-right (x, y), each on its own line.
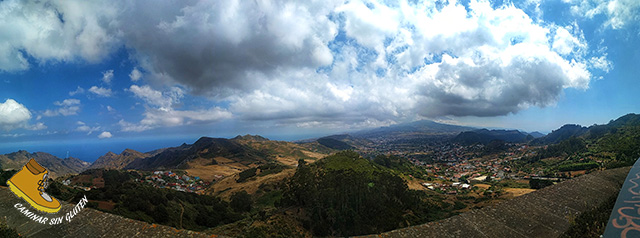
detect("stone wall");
top-left (361, 167), bottom-right (630, 238)
top-left (0, 187), bottom-right (225, 238)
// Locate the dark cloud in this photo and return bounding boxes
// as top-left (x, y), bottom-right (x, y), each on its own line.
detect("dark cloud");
top-left (119, 0), bottom-right (338, 97)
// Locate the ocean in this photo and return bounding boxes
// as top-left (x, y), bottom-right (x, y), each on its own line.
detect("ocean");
top-left (0, 136), bottom-right (198, 163)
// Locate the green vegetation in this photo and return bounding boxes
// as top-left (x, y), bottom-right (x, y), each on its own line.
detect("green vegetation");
top-left (529, 179), bottom-right (554, 189)
top-left (257, 163), bottom-right (289, 176)
top-left (230, 191), bottom-right (253, 213)
top-left (511, 114), bottom-right (640, 175)
top-left (317, 137), bottom-right (353, 150)
top-left (0, 217), bottom-right (19, 238)
top-left (373, 154), bottom-right (427, 179)
top-left (237, 168), bottom-right (257, 183)
top-left (498, 179), bottom-right (529, 189)
top-left (282, 151), bottom-right (453, 237)
top-left (48, 169), bottom-right (243, 231)
top-left (558, 162), bottom-right (599, 172)
top-left (534, 137), bottom-right (587, 160)
top-left (0, 170), bottom-right (16, 186)
top-left (561, 193), bottom-right (617, 238)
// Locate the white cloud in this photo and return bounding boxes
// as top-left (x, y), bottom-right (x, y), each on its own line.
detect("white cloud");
top-left (54, 99), bottom-right (81, 107)
top-left (128, 85), bottom-right (182, 110)
top-left (119, 107), bottom-right (232, 132)
top-left (69, 86), bottom-right (85, 96)
top-left (0, 99), bottom-right (32, 131)
top-left (122, 84), bottom-right (231, 131)
top-left (102, 69), bottom-right (114, 84)
top-left (567, 0), bottom-right (640, 29)
top-left (118, 119), bottom-right (152, 132)
top-left (228, 0), bottom-right (601, 120)
top-left (0, 0), bottom-right (121, 72)
top-left (89, 86), bottom-right (113, 97)
top-left (75, 121), bottom-right (100, 135)
top-left (44, 99), bottom-right (81, 117)
top-left (552, 25), bottom-right (587, 56)
top-left (590, 54), bottom-right (613, 72)
top-left (106, 105), bottom-right (115, 112)
top-left (28, 122), bottom-right (47, 130)
top-left (129, 67), bottom-right (142, 81)
top-left (98, 131), bottom-right (112, 139)
top-left (0, 0), bottom-right (613, 127)
top-left (0, 133), bottom-right (25, 138)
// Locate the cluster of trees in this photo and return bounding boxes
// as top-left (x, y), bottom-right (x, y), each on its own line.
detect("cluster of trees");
top-left (0, 217), bottom-right (19, 238)
top-left (529, 179), bottom-right (554, 189)
top-left (236, 163), bottom-right (290, 183)
top-left (316, 137), bottom-right (353, 150)
top-left (48, 169), bottom-right (244, 231)
top-left (535, 137), bottom-right (587, 160)
top-left (0, 170), bottom-right (16, 186)
top-left (282, 151), bottom-right (450, 236)
top-left (373, 154), bottom-right (427, 179)
top-left (237, 167), bottom-right (257, 182)
top-left (557, 162), bottom-right (599, 172)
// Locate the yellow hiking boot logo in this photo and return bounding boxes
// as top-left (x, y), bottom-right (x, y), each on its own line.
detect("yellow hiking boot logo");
top-left (7, 159), bottom-right (61, 213)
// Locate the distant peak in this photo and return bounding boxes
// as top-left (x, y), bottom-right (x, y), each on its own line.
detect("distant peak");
top-left (233, 134), bottom-right (269, 141)
top-left (121, 148), bottom-right (141, 156)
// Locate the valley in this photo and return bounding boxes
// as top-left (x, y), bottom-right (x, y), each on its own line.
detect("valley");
top-left (1, 113), bottom-right (639, 237)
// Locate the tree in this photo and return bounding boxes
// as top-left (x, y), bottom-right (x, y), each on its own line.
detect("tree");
top-left (230, 191), bottom-right (252, 213)
top-left (529, 179), bottom-right (554, 189)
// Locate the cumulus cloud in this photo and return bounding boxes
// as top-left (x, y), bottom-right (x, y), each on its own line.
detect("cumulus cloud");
top-left (76, 121), bottom-right (100, 135)
top-left (0, 0), bottom-right (614, 127)
top-left (230, 0), bottom-right (599, 121)
top-left (28, 122), bottom-right (47, 130)
top-left (101, 70), bottom-right (114, 84)
top-left (121, 85), bottom-right (232, 131)
top-left (69, 86), bottom-right (85, 96)
top-left (129, 67), bottom-right (142, 81)
top-left (118, 0), bottom-right (339, 97)
top-left (0, 0), bottom-right (121, 72)
top-left (44, 99), bottom-right (81, 117)
top-left (88, 86), bottom-right (113, 97)
top-left (0, 99), bottom-right (32, 131)
top-left (98, 131), bottom-right (112, 139)
top-left (128, 85), bottom-right (182, 110)
top-left (566, 0), bottom-right (640, 29)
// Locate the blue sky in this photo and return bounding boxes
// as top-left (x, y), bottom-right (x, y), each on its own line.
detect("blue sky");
top-left (0, 0), bottom-right (639, 161)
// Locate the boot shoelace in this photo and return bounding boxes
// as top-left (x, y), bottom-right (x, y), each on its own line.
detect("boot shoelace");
top-left (37, 173), bottom-right (49, 194)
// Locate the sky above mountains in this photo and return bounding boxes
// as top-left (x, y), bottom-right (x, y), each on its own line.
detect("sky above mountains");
top-left (0, 0), bottom-right (639, 144)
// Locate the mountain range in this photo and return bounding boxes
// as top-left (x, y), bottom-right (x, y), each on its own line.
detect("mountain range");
top-left (0, 150), bottom-right (89, 177)
top-left (3, 114), bottom-right (639, 179)
top-left (452, 129), bottom-right (533, 145)
top-left (351, 120), bottom-right (475, 139)
top-left (88, 149), bottom-right (153, 170)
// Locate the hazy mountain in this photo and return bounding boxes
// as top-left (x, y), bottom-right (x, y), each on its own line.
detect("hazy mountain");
top-left (532, 124), bottom-right (590, 145)
top-left (0, 150), bottom-right (89, 177)
top-left (453, 129), bottom-right (531, 145)
top-left (528, 131), bottom-right (546, 138)
top-left (89, 149), bottom-right (150, 170)
top-left (352, 120), bottom-right (475, 139)
top-left (232, 134), bottom-right (270, 142)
